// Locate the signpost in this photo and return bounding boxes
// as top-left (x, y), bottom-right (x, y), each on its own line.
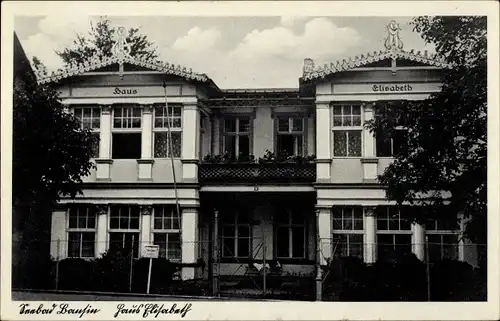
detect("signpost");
top-left (142, 244), bottom-right (160, 294)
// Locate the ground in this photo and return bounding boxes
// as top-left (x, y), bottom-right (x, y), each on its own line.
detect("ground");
top-left (12, 291), bottom-right (225, 301)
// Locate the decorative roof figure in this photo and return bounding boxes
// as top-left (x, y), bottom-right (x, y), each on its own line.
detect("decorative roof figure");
top-left (112, 26), bottom-right (132, 60)
top-left (302, 58), bottom-right (315, 77)
top-left (111, 26), bottom-right (132, 78)
top-left (384, 20), bottom-right (403, 51)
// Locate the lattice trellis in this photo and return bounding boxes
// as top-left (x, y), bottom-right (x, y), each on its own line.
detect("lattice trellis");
top-left (199, 163), bottom-right (316, 183)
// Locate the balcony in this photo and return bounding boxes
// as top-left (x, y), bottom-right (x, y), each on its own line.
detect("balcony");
top-left (198, 153), bottom-right (316, 184)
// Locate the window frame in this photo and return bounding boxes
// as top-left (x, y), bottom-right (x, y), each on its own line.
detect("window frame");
top-left (331, 206), bottom-right (365, 259)
top-left (220, 210), bottom-right (252, 259)
top-left (331, 103), bottom-right (363, 158)
top-left (108, 205), bottom-right (141, 258)
top-left (376, 206), bottom-right (413, 259)
top-left (66, 205), bottom-right (97, 258)
top-left (275, 115), bottom-right (307, 157)
top-left (375, 126), bottom-right (408, 158)
top-left (153, 104), bottom-right (183, 159)
top-left (152, 205), bottom-right (182, 261)
top-left (220, 115), bottom-right (253, 157)
top-left (73, 106), bottom-right (101, 158)
top-left (275, 208), bottom-right (307, 259)
top-left (111, 105), bottom-right (143, 159)
top-left (425, 220), bottom-right (460, 261)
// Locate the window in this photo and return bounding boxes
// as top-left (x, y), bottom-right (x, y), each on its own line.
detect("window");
top-left (376, 207), bottom-right (411, 231)
top-left (275, 208), bottom-right (307, 259)
top-left (332, 104), bottom-right (362, 157)
top-left (376, 206), bottom-right (412, 261)
top-left (276, 116), bottom-right (305, 157)
top-left (426, 219), bottom-right (459, 261)
top-left (154, 104), bottom-right (182, 158)
top-left (377, 234), bottom-right (412, 260)
top-left (222, 117), bottom-right (251, 157)
top-left (220, 209), bottom-right (251, 258)
top-left (67, 205), bottom-right (96, 258)
top-left (376, 129), bottom-right (407, 157)
top-left (332, 207), bottom-right (364, 259)
top-left (113, 107), bottom-right (142, 129)
top-left (109, 205), bottom-right (140, 258)
top-left (74, 107), bottom-right (100, 157)
top-left (112, 106), bottom-right (142, 159)
top-left (152, 205), bottom-right (181, 260)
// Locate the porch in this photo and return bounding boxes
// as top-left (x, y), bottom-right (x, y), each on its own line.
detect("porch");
top-left (198, 192), bottom-right (317, 297)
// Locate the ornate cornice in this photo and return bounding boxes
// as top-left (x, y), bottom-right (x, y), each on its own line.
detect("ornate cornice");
top-left (302, 21), bottom-right (453, 82)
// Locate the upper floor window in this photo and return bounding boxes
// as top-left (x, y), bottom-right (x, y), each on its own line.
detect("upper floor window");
top-left (152, 205), bottom-right (181, 260)
top-left (376, 128), bottom-right (407, 157)
top-left (222, 117), bottom-right (251, 157)
top-left (154, 105), bottom-right (182, 158)
top-left (332, 104), bottom-right (362, 157)
top-left (74, 107), bottom-right (100, 157)
top-left (113, 107), bottom-right (142, 129)
top-left (112, 106), bottom-right (142, 159)
top-left (332, 207), bottom-right (364, 259)
top-left (67, 205), bottom-right (96, 258)
top-left (275, 207), bottom-right (307, 259)
top-left (276, 116), bottom-right (305, 157)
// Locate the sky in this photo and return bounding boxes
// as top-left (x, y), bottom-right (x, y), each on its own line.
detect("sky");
top-left (14, 16), bottom-right (434, 89)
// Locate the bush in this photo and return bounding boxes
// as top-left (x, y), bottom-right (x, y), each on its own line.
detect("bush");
top-left (13, 250), bottom-right (55, 290)
top-left (430, 259), bottom-right (476, 301)
top-left (322, 256), bottom-right (371, 301)
top-left (94, 248), bottom-right (132, 293)
top-left (57, 258), bottom-right (95, 291)
top-left (372, 252), bottom-right (426, 301)
top-left (132, 258), bottom-right (178, 294)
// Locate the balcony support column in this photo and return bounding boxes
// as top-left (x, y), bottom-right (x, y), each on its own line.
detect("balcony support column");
top-left (316, 103), bottom-right (331, 182)
top-left (138, 105), bottom-right (154, 181)
top-left (96, 105), bottom-right (113, 181)
top-left (361, 103), bottom-right (378, 181)
top-left (182, 103), bottom-right (200, 182)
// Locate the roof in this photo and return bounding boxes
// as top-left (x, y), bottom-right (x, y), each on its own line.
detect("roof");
top-left (14, 32), bottom-right (34, 79)
top-left (302, 20), bottom-right (454, 82)
top-left (34, 26), bottom-right (213, 86)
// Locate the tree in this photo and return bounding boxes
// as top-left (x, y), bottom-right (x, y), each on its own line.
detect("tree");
top-left (56, 16), bottom-right (159, 66)
top-left (13, 56), bottom-right (97, 287)
top-left (365, 17), bottom-right (487, 258)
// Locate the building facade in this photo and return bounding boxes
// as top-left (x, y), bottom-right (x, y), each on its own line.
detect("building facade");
top-left (38, 24), bottom-right (478, 282)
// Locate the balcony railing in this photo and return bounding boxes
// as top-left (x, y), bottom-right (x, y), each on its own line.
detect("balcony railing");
top-left (198, 162), bottom-right (316, 183)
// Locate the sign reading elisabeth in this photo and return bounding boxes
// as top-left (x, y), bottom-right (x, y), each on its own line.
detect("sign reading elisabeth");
top-left (372, 84), bottom-right (413, 92)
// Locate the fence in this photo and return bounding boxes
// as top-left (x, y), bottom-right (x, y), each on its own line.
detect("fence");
top-left (317, 239), bottom-right (487, 301)
top-left (11, 238), bottom-right (486, 301)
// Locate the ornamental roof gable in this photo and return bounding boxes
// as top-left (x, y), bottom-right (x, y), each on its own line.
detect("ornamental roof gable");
top-left (301, 20), bottom-right (454, 82)
top-left (34, 26), bottom-right (211, 85)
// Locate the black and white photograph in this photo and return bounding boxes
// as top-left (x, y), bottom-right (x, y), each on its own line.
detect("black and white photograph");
top-left (2, 1), bottom-right (499, 320)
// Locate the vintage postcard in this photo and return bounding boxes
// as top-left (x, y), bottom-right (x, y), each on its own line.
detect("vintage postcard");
top-left (1, 1), bottom-right (499, 320)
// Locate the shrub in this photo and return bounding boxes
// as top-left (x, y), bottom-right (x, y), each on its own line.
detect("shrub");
top-left (57, 258), bottom-right (95, 291)
top-left (94, 248), bottom-right (132, 293)
top-left (13, 251), bottom-right (56, 290)
top-left (430, 259), bottom-right (475, 301)
top-left (132, 258), bottom-right (178, 294)
top-left (322, 256), bottom-right (371, 301)
top-left (372, 252), bottom-right (426, 301)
